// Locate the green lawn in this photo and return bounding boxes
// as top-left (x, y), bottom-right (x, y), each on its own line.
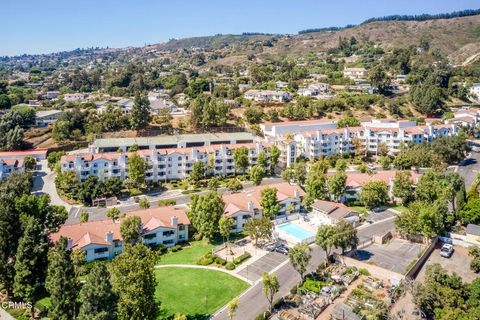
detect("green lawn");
top-left (155, 267), bottom-right (249, 319)
top-left (389, 204), bottom-right (408, 213)
top-left (158, 241), bottom-right (213, 265)
top-left (350, 206), bottom-right (369, 217)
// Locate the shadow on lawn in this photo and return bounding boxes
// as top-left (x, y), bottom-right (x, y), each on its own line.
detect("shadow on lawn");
top-left (157, 309), bottom-right (209, 320)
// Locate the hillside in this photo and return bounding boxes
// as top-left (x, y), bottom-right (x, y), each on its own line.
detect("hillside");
top-left (152, 14), bottom-right (480, 66)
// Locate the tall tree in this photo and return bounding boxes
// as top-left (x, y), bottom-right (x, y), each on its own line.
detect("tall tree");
top-left (120, 216), bottom-right (143, 244)
top-left (110, 244), bottom-right (157, 320)
top-left (243, 217), bottom-right (273, 247)
top-left (46, 237), bottom-right (78, 320)
top-left (260, 187), bottom-right (280, 218)
top-left (288, 243), bottom-right (311, 281)
top-left (127, 153), bottom-right (147, 189)
top-left (188, 191), bottom-right (224, 240)
top-left (327, 171), bottom-right (347, 202)
top-left (13, 215), bottom-right (48, 318)
top-left (316, 225), bottom-right (337, 266)
top-left (233, 147), bottom-right (249, 174)
top-left (189, 161), bottom-right (206, 187)
top-left (257, 151), bottom-right (268, 168)
top-left (393, 171), bottom-right (415, 206)
top-left (130, 91), bottom-right (150, 130)
top-left (78, 263), bottom-right (117, 320)
top-left (227, 298), bottom-right (239, 320)
top-left (262, 272), bottom-right (280, 311)
top-left (250, 165), bottom-right (265, 186)
top-left (219, 215), bottom-right (234, 245)
top-left (359, 180), bottom-right (389, 209)
top-left (334, 220), bottom-right (358, 254)
top-left (106, 207), bottom-right (121, 223)
top-left (268, 146), bottom-right (280, 175)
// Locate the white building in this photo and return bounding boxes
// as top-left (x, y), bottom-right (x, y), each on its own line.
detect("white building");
top-left (63, 93), bottom-right (86, 102)
top-left (470, 83), bottom-right (480, 101)
top-left (297, 83), bottom-right (330, 97)
top-left (0, 159), bottom-right (25, 180)
top-left (61, 142), bottom-right (272, 182)
top-left (35, 110), bottom-right (65, 126)
top-left (449, 108), bottom-right (480, 128)
top-left (311, 200), bottom-right (359, 226)
top-left (223, 182), bottom-right (305, 232)
top-left (46, 91), bottom-right (60, 99)
top-left (244, 90), bottom-right (291, 103)
top-left (50, 206), bottom-right (189, 262)
top-left (343, 67), bottom-right (368, 80)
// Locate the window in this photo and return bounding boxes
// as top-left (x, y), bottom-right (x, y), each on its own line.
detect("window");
top-left (94, 247), bottom-right (108, 254)
top-left (178, 225), bottom-right (185, 231)
top-left (178, 157), bottom-right (182, 161)
top-left (163, 230), bottom-right (175, 236)
top-left (163, 239), bottom-right (174, 245)
top-left (144, 233), bottom-right (156, 240)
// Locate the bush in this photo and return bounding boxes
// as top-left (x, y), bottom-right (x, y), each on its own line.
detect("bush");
top-left (197, 256), bottom-right (214, 266)
top-left (214, 256), bottom-right (227, 266)
top-left (225, 262), bottom-right (236, 270)
top-left (169, 244), bottom-right (182, 253)
top-left (359, 268), bottom-right (370, 276)
top-left (233, 252), bottom-right (251, 265)
top-left (471, 257), bottom-right (480, 273)
top-left (158, 199), bottom-right (176, 207)
top-left (254, 310), bottom-right (271, 320)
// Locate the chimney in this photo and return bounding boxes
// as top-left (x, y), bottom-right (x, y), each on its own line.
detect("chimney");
top-left (66, 239), bottom-right (73, 251)
top-left (247, 201), bottom-right (254, 211)
top-left (294, 189), bottom-right (300, 198)
top-left (171, 216), bottom-right (178, 227)
top-left (105, 231), bottom-right (113, 243)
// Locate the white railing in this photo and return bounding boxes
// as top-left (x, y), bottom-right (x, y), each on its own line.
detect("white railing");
top-left (272, 213), bottom-right (300, 225)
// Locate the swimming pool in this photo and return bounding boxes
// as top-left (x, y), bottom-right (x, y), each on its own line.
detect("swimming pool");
top-left (276, 223), bottom-right (314, 242)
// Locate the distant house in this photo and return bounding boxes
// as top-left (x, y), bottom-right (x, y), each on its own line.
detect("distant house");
top-left (35, 110), bottom-right (65, 127)
top-left (311, 200), bottom-right (359, 226)
top-left (116, 98), bottom-right (134, 113)
top-left (470, 83), bottom-right (480, 101)
top-left (449, 108), bottom-right (480, 129)
top-left (275, 81), bottom-right (288, 90)
top-left (0, 159), bottom-right (25, 180)
top-left (50, 206), bottom-right (190, 262)
top-left (297, 83), bottom-right (330, 97)
top-left (343, 67), bottom-right (368, 80)
top-left (0, 148), bottom-right (48, 180)
top-left (63, 93), bottom-right (86, 102)
top-left (222, 182), bottom-right (305, 232)
top-left (466, 224), bottom-right (480, 244)
top-left (244, 90), bottom-right (291, 103)
top-left (46, 91), bottom-right (60, 99)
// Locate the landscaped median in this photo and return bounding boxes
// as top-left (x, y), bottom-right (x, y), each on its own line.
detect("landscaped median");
top-left (155, 266), bottom-right (249, 319)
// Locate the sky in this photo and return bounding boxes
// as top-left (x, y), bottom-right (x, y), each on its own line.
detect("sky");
top-left (1, 0), bottom-right (479, 56)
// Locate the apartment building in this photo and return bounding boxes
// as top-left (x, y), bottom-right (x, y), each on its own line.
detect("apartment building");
top-left (449, 108), bottom-right (480, 128)
top-left (223, 182), bottom-right (305, 232)
top-left (61, 142), bottom-right (272, 182)
top-left (50, 206), bottom-right (189, 262)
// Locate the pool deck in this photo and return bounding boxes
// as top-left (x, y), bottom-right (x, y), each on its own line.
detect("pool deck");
top-left (275, 219), bottom-right (316, 246)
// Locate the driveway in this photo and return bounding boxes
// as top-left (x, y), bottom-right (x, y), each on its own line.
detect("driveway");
top-left (457, 150), bottom-right (480, 188)
top-left (365, 209), bottom-right (398, 224)
top-left (32, 160), bottom-right (72, 211)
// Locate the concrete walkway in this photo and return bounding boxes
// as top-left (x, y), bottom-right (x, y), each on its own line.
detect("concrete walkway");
top-left (154, 264), bottom-right (252, 284)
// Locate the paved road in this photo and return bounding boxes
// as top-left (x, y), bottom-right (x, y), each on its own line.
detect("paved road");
top-left (66, 177), bottom-right (284, 224)
top-left (457, 150), bottom-right (480, 188)
top-left (237, 252), bottom-right (288, 282)
top-left (212, 218), bottom-right (396, 320)
top-left (32, 160), bottom-right (72, 211)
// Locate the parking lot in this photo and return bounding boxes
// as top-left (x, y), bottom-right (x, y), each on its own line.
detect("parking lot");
top-left (236, 252), bottom-right (288, 282)
top-left (364, 208), bottom-right (398, 223)
top-left (355, 239), bottom-right (425, 274)
top-left (416, 245), bottom-right (477, 282)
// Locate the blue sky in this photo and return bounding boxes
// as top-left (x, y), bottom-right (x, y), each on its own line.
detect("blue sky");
top-left (1, 0), bottom-right (479, 56)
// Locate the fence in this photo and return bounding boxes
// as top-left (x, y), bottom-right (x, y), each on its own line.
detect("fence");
top-left (438, 233), bottom-right (480, 248)
top-left (272, 213), bottom-right (300, 225)
top-left (404, 237), bottom-right (438, 280)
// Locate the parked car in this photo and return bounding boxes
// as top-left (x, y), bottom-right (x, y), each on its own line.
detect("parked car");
top-left (274, 244), bottom-right (289, 255)
top-left (440, 243), bottom-right (454, 258)
top-left (264, 242), bottom-right (277, 252)
top-left (134, 196), bottom-right (140, 203)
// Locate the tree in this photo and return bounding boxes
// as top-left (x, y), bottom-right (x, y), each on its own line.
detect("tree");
top-left (335, 159), bottom-right (348, 171)
top-left (110, 244), bottom-right (157, 320)
top-left (127, 153), bottom-right (147, 188)
top-left (226, 178), bottom-right (243, 192)
top-left (431, 135), bottom-right (469, 165)
top-left (359, 180), bottom-right (389, 209)
top-left (328, 171), bottom-right (347, 202)
top-left (52, 120), bottom-right (71, 142)
top-left (79, 211), bottom-right (89, 223)
top-left (316, 225), bottom-right (337, 265)
top-left (379, 156), bottom-right (391, 170)
top-left (23, 156), bottom-right (36, 171)
top-left (368, 65), bottom-right (390, 94)
top-left (130, 91), bottom-right (150, 130)
top-left (337, 116), bottom-right (360, 128)
top-left (260, 187), bottom-right (280, 218)
top-left (189, 161), bottom-right (205, 187)
top-left (461, 198), bottom-right (480, 224)
top-left (46, 237), bottom-right (78, 320)
top-left (334, 220), bottom-right (358, 254)
top-left (257, 151), bottom-right (268, 168)
top-left (219, 215), bottom-right (234, 245)
top-left (188, 192), bottom-right (225, 240)
top-left (243, 217), bottom-right (273, 247)
top-left (288, 243), bottom-right (311, 281)
top-left (305, 162), bottom-right (327, 202)
top-left (138, 197), bottom-right (150, 209)
top-left (120, 216), bottom-right (143, 244)
top-left (106, 207), bottom-right (121, 223)
top-left (395, 200), bottom-right (447, 239)
top-left (228, 298), bottom-right (239, 320)
top-left (262, 272), bottom-right (280, 311)
top-left (250, 165), bottom-right (265, 186)
top-left (269, 146), bottom-right (280, 174)
top-left (233, 147), bottom-right (249, 174)
top-left (78, 263), bottom-right (117, 320)
top-left (13, 215), bottom-right (48, 318)
top-left (207, 176), bottom-right (220, 190)
top-left (393, 171), bottom-right (415, 206)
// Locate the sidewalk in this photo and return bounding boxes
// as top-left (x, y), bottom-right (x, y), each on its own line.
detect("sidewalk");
top-left (0, 307), bottom-right (15, 320)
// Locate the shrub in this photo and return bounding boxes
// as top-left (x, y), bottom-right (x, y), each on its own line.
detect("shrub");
top-left (233, 252), bottom-right (251, 265)
top-left (169, 244), bottom-right (182, 253)
top-left (214, 256), bottom-right (227, 266)
top-left (471, 257), bottom-right (480, 273)
top-left (225, 262), bottom-right (236, 270)
top-left (359, 268), bottom-right (370, 276)
top-left (158, 199), bottom-right (177, 207)
top-left (254, 310), bottom-right (271, 320)
top-left (197, 256), bottom-right (214, 266)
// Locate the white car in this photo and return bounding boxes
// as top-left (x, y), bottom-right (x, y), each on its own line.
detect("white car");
top-left (440, 244), bottom-right (454, 258)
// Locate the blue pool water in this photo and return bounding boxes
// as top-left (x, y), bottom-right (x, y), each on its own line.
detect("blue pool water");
top-left (276, 223), bottom-right (314, 241)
